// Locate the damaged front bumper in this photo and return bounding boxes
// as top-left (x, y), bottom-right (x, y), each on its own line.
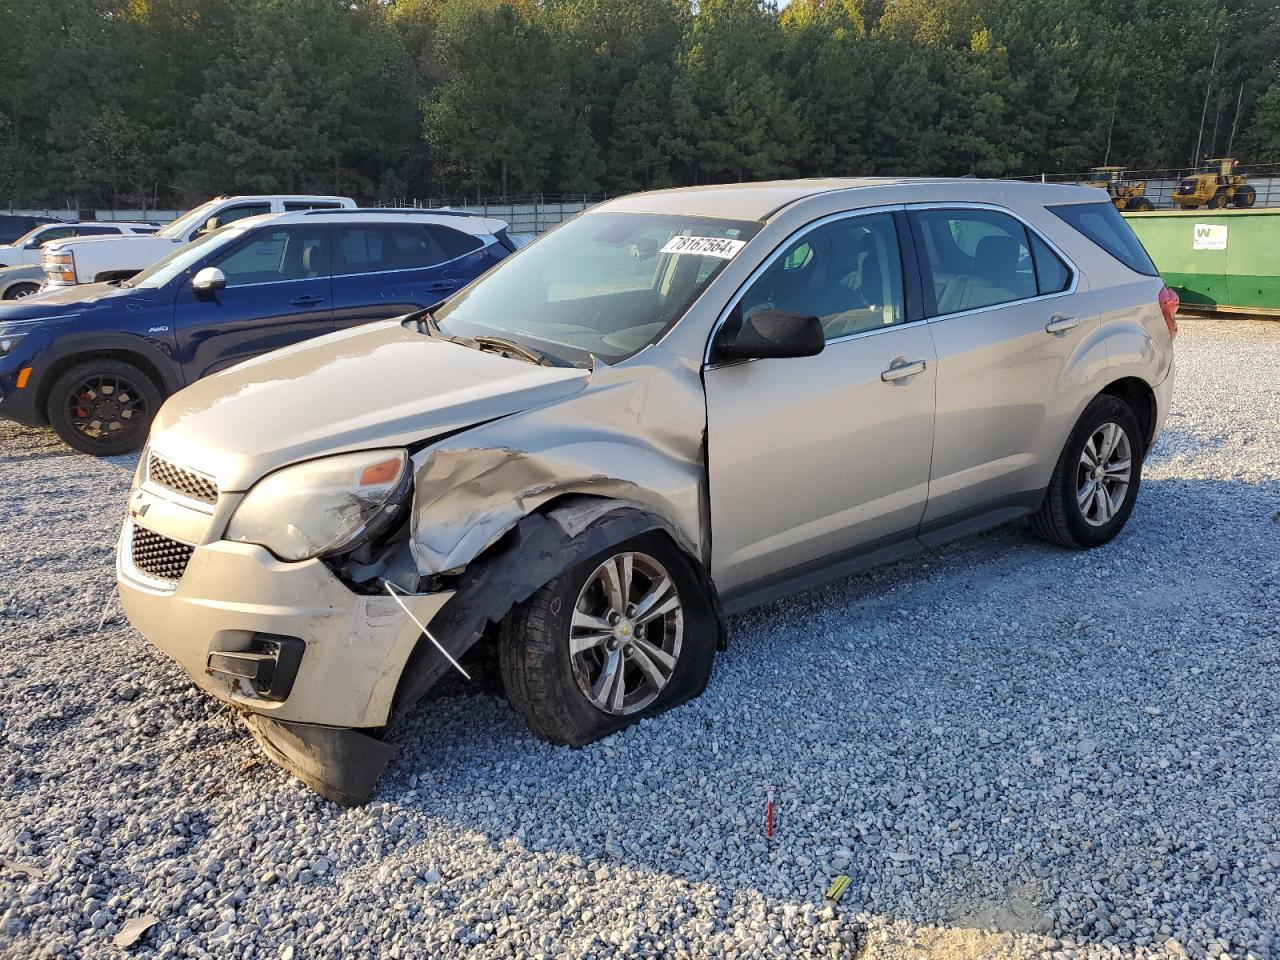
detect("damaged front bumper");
top-left (117, 520), bottom-right (453, 803)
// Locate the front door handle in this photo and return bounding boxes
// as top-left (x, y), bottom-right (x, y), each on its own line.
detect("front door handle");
top-left (290, 295), bottom-right (325, 306)
top-left (1045, 315), bottom-right (1080, 334)
top-left (424, 280), bottom-right (459, 293)
top-left (881, 359), bottom-right (927, 382)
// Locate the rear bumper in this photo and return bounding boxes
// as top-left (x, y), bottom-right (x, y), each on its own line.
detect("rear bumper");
top-left (116, 521), bottom-right (453, 730)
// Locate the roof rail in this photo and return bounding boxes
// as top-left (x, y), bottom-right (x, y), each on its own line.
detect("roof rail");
top-left (300, 207), bottom-right (480, 219)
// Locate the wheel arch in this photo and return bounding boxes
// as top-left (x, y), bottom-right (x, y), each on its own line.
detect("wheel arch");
top-left (35, 336), bottom-right (181, 418)
top-left (1098, 375), bottom-right (1157, 452)
top-left (392, 494), bottom-right (725, 717)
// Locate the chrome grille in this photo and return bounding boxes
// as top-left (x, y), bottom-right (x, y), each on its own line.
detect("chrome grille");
top-left (130, 525), bottom-right (194, 582)
top-left (148, 454), bottom-right (218, 504)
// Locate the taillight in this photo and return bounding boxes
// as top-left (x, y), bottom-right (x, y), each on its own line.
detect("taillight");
top-left (1158, 284), bottom-right (1179, 340)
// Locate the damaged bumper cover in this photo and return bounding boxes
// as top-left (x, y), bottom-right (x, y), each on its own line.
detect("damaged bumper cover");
top-left (117, 526), bottom-right (453, 803)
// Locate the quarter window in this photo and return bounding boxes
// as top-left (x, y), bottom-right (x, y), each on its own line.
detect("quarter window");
top-left (1030, 234), bottom-right (1071, 295)
top-left (427, 224), bottom-right (484, 261)
top-left (213, 227), bottom-right (329, 287)
top-left (737, 213), bottom-right (905, 342)
top-left (914, 210), bottom-right (1038, 315)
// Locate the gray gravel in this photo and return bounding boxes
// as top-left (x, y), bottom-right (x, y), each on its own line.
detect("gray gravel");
top-left (1, 317), bottom-right (1277, 960)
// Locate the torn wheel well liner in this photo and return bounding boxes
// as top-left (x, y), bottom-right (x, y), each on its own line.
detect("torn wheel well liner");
top-left (392, 497), bottom-right (726, 716)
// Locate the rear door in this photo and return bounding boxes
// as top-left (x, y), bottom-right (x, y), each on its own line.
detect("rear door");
top-left (172, 223), bottom-right (333, 381)
top-left (704, 210), bottom-right (937, 598)
top-left (908, 205), bottom-right (1096, 530)
top-left (331, 222), bottom-right (482, 329)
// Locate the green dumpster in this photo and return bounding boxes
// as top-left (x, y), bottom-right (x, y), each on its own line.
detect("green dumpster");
top-left (1124, 208), bottom-right (1280, 316)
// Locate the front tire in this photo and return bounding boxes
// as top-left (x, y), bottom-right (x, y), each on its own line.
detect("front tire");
top-left (1031, 394), bottom-right (1143, 549)
top-left (2, 282), bottom-right (40, 300)
top-left (46, 359), bottom-right (162, 456)
top-left (499, 529), bottom-right (716, 746)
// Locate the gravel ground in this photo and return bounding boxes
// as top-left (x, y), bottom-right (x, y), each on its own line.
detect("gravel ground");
top-left (1, 317), bottom-right (1277, 960)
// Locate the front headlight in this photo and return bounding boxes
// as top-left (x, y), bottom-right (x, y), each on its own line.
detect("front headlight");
top-left (226, 449), bottom-right (411, 561)
top-left (44, 252), bottom-right (73, 267)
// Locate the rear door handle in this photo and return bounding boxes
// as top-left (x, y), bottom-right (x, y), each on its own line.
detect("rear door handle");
top-left (881, 359), bottom-right (927, 382)
top-left (290, 295), bottom-right (325, 306)
top-left (1045, 315), bottom-right (1080, 334)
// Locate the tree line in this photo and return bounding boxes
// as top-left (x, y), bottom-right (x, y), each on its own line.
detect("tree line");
top-left (2, 0), bottom-right (1279, 210)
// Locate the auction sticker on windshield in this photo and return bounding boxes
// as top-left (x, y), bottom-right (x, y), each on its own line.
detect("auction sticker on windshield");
top-left (660, 236), bottom-right (747, 259)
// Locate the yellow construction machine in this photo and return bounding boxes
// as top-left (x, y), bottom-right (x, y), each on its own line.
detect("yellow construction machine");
top-left (1085, 167), bottom-right (1154, 211)
top-left (1171, 158), bottom-right (1256, 209)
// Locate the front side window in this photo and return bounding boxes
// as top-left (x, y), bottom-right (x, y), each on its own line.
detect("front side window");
top-left (284, 201), bottom-right (342, 211)
top-left (209, 204), bottom-right (271, 232)
top-left (73, 226), bottom-right (118, 238)
top-left (915, 209), bottom-right (1038, 315)
top-left (213, 227), bottom-right (328, 287)
top-left (433, 212), bottom-right (760, 365)
top-left (736, 213), bottom-right (905, 341)
top-left (128, 227), bottom-right (245, 289)
top-left (27, 226), bottom-right (75, 247)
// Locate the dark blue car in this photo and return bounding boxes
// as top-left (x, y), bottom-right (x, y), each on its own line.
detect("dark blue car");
top-left (0, 209), bottom-right (515, 455)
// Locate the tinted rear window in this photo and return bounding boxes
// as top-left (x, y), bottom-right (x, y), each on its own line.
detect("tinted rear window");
top-left (1050, 202), bottom-right (1158, 276)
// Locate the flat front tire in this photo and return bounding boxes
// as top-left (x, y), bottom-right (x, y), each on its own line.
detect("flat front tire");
top-left (499, 528), bottom-right (716, 746)
top-left (46, 359), bottom-right (162, 456)
top-left (1031, 394), bottom-right (1144, 549)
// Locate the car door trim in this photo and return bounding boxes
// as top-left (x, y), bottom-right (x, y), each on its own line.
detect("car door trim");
top-left (903, 202), bottom-right (1081, 324)
top-left (703, 203), bottom-right (912, 368)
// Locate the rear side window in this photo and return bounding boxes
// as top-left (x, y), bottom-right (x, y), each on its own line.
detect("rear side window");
top-left (338, 224), bottom-right (441, 274)
top-left (1050, 202), bottom-right (1158, 276)
top-left (427, 224), bottom-right (484, 261)
top-left (913, 209), bottom-right (1037, 315)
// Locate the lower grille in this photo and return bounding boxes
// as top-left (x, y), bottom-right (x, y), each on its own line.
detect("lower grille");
top-left (130, 524), bottom-right (194, 582)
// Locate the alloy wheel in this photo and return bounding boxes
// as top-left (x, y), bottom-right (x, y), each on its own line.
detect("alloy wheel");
top-left (568, 551), bottom-right (683, 715)
top-left (1077, 422), bottom-right (1131, 527)
top-left (64, 374), bottom-right (150, 448)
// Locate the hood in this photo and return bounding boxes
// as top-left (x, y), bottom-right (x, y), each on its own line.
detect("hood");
top-left (0, 280), bottom-right (135, 323)
top-left (150, 320), bottom-right (592, 492)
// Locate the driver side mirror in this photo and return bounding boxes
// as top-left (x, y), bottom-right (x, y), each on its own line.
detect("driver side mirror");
top-left (192, 266), bottom-right (226, 293)
top-left (712, 308), bottom-right (825, 363)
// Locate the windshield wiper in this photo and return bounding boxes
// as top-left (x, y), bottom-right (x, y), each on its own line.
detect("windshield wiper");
top-left (471, 335), bottom-right (564, 367)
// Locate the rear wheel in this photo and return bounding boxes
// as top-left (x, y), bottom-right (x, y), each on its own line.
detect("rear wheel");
top-left (2, 282), bottom-right (40, 300)
top-left (1031, 394), bottom-right (1143, 549)
top-left (46, 359), bottom-right (162, 456)
top-left (499, 528), bottom-right (716, 746)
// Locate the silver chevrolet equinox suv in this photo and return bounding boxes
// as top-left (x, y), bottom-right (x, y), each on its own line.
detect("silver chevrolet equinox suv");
top-left (117, 179), bottom-right (1177, 803)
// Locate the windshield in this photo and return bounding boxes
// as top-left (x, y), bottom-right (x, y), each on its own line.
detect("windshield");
top-left (128, 227), bottom-right (245, 289)
top-left (433, 212), bottom-right (760, 365)
top-left (159, 200), bottom-right (222, 239)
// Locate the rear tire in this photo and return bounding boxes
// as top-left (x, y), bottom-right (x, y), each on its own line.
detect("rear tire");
top-left (46, 359), bottom-right (162, 456)
top-left (2, 282), bottom-right (40, 300)
top-left (499, 528), bottom-right (716, 747)
top-left (1031, 394), bottom-right (1143, 549)
top-left (1232, 186), bottom-right (1256, 208)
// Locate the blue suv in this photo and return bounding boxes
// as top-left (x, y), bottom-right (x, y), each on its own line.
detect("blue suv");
top-left (0, 209), bottom-right (515, 455)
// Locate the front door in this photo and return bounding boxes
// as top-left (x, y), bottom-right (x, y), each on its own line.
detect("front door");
top-left (173, 223), bottom-right (333, 382)
top-left (704, 211), bottom-right (937, 598)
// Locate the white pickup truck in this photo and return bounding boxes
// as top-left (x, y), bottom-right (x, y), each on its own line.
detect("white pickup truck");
top-left (0, 221), bottom-right (158, 268)
top-left (41, 194), bottom-right (355, 286)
